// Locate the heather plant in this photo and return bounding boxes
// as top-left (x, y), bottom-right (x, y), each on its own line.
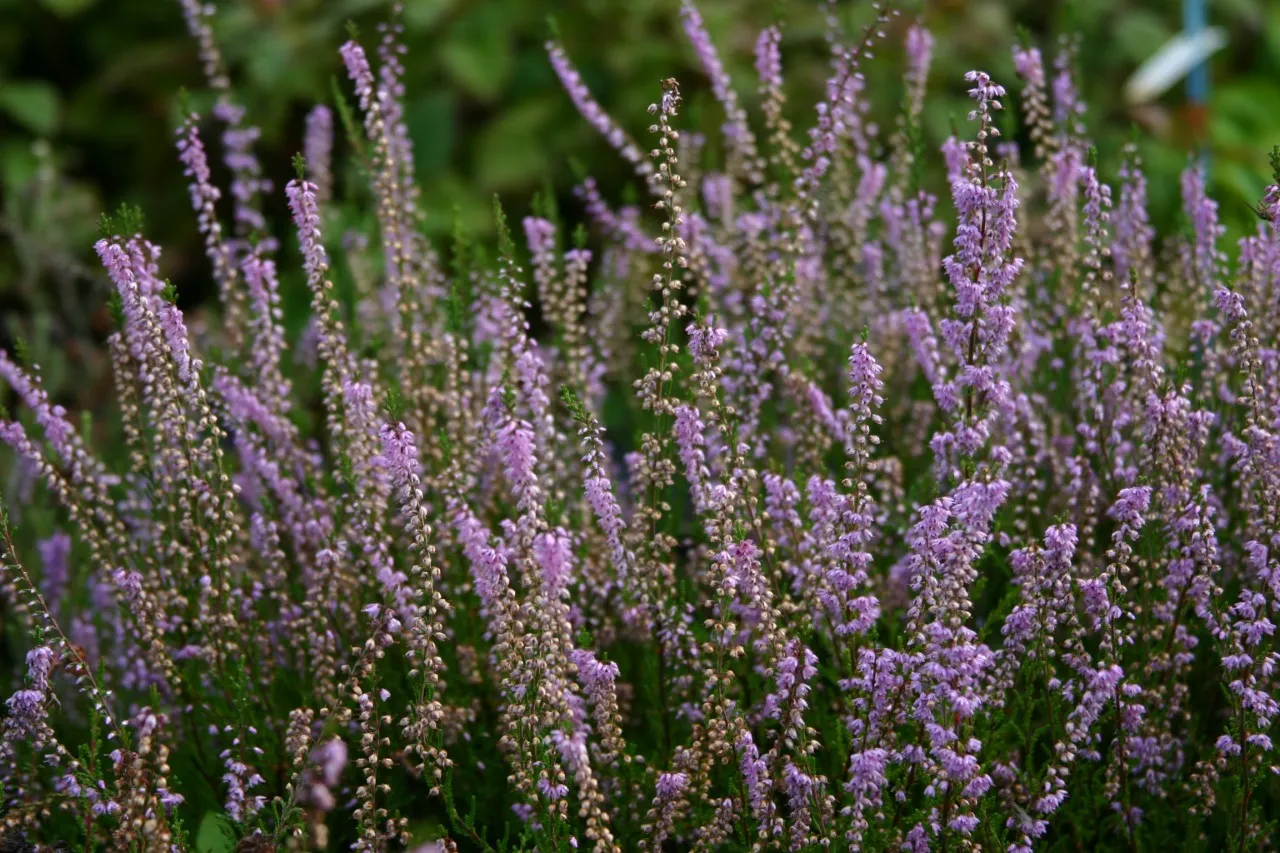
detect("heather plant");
top-left (4, 2), bottom-right (1280, 851)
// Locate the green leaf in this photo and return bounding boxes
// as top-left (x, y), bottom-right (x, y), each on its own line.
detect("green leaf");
top-left (0, 80), bottom-right (60, 136)
top-left (402, 0), bottom-right (455, 30)
top-left (39, 0), bottom-right (95, 14)
top-left (419, 174), bottom-right (489, 236)
top-left (475, 100), bottom-right (554, 191)
top-left (406, 91), bottom-right (457, 179)
top-left (194, 812), bottom-right (234, 853)
top-left (1110, 10), bottom-right (1172, 63)
top-left (441, 5), bottom-right (513, 101)
top-left (40, 0), bottom-right (96, 14)
top-left (0, 139), bottom-right (40, 189)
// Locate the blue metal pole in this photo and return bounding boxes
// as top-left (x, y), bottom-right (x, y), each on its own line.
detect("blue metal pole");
top-left (1184, 0), bottom-right (1208, 103)
top-left (1184, 0), bottom-right (1209, 165)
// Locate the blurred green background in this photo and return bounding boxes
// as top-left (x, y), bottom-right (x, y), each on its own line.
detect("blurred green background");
top-left (2, 0), bottom-right (1280, 412)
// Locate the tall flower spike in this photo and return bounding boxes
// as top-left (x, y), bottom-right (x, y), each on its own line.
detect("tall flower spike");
top-left (548, 40), bottom-right (652, 178)
top-left (286, 177), bottom-right (374, 510)
top-left (177, 0), bottom-right (270, 241)
top-left (305, 104), bottom-right (334, 204)
top-left (933, 70), bottom-right (1023, 464)
top-left (796, 4), bottom-right (897, 212)
top-left (1181, 163), bottom-right (1225, 293)
top-left (679, 1), bottom-right (758, 182)
top-left (1113, 144), bottom-right (1154, 286)
top-left (380, 422), bottom-right (452, 785)
top-left (176, 115), bottom-right (243, 345)
top-left (904, 24), bottom-right (934, 112)
top-left (341, 37), bottom-right (419, 345)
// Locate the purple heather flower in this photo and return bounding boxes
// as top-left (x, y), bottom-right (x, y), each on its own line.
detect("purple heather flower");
top-left (455, 508), bottom-right (512, 617)
top-left (286, 179), bottom-right (329, 279)
top-left (905, 25), bottom-right (934, 86)
top-left (1181, 164), bottom-right (1225, 291)
top-left (656, 771), bottom-right (688, 799)
top-left (674, 404), bottom-right (711, 508)
top-left (3, 646), bottom-right (56, 747)
top-left (755, 26), bottom-right (783, 92)
top-left (737, 731), bottom-right (776, 832)
top-left (547, 41), bottom-right (649, 174)
top-left (533, 529), bottom-right (574, 599)
top-left (496, 416), bottom-right (539, 512)
top-left (340, 41), bottom-right (376, 113)
top-left (176, 118), bottom-right (221, 227)
top-left (523, 216), bottom-right (557, 261)
top-left (680, 0), bottom-right (756, 169)
top-left (37, 531), bottom-right (71, 615)
top-left (304, 104), bottom-right (334, 203)
top-left (687, 318), bottom-right (730, 364)
top-left (211, 100), bottom-right (270, 236)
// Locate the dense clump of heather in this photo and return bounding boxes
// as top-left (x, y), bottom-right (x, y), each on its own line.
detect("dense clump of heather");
top-left (3, 2), bottom-right (1280, 851)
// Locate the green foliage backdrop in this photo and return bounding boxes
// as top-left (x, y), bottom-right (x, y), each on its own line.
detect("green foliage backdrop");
top-left (2, 0), bottom-right (1280, 408)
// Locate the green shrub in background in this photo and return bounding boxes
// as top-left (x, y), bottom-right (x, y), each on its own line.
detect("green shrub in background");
top-left (3, 0), bottom-right (1280, 285)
